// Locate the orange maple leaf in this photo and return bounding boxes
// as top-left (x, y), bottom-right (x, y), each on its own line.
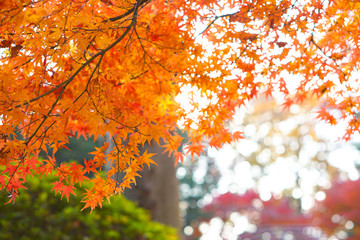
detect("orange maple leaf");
top-left (61, 185), bottom-right (76, 202)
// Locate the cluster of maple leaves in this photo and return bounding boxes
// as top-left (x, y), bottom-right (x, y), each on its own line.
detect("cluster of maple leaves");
top-left (312, 178), bottom-right (360, 240)
top-left (1, 0), bottom-right (360, 210)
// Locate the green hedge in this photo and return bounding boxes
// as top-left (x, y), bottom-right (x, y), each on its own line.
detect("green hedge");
top-left (0, 174), bottom-right (178, 240)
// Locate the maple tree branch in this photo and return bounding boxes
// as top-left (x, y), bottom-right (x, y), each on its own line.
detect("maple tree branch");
top-left (87, 92), bottom-right (145, 135)
top-left (111, 136), bottom-right (125, 189)
top-left (282, 0), bottom-right (298, 28)
top-left (196, 1), bottom-right (255, 37)
top-left (3, 153), bottom-right (26, 193)
top-left (31, 120), bottom-right (57, 148)
top-left (197, 0), bottom-right (296, 39)
top-left (106, 0), bottom-right (150, 22)
top-left (134, 28), bottom-right (172, 73)
top-left (14, 59), bottom-right (32, 70)
top-left (8, 5), bottom-right (139, 112)
top-left (25, 82), bottom-right (68, 145)
top-left (234, 40), bottom-right (253, 63)
top-left (197, 15), bottom-right (220, 37)
top-left (131, 70), bottom-right (149, 79)
top-left (62, 0), bottom-right (73, 39)
top-left (73, 54), bottom-right (105, 104)
top-left (15, 118), bottom-right (41, 134)
top-left (310, 35), bottom-right (347, 81)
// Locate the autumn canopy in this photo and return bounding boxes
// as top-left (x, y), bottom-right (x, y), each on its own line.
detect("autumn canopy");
top-left (0, 0), bottom-right (359, 210)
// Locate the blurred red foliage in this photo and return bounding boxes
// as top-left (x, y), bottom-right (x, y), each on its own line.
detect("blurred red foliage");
top-left (203, 191), bottom-right (318, 240)
top-left (313, 178), bottom-right (360, 240)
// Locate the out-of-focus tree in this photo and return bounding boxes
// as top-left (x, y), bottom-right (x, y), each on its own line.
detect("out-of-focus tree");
top-left (189, 97), bottom-right (350, 239)
top-left (0, 173), bottom-right (178, 240)
top-left (312, 178), bottom-right (360, 240)
top-left (202, 191), bottom-right (321, 240)
top-left (223, 97), bottom-right (338, 209)
top-left (177, 155), bottom-right (221, 239)
top-left (124, 140), bottom-right (180, 231)
top-left (50, 135), bottom-right (103, 165)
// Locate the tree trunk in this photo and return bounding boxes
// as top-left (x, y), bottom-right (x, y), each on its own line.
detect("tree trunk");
top-left (124, 140), bottom-right (181, 230)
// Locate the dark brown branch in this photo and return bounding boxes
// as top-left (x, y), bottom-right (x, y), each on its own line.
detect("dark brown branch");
top-left (106, 0), bottom-right (150, 22)
top-left (310, 35), bottom-right (347, 80)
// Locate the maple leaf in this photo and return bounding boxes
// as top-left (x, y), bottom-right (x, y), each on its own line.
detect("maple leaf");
top-left (61, 185), bottom-right (76, 202)
top-left (138, 150), bottom-right (157, 169)
top-left (68, 162), bottom-right (88, 184)
top-left (51, 181), bottom-right (64, 195)
top-left (185, 143), bottom-right (205, 159)
top-left (174, 151), bottom-right (185, 165)
top-left (316, 107), bottom-right (337, 125)
top-left (5, 191), bottom-right (18, 205)
top-left (282, 98), bottom-right (294, 111)
top-left (84, 159), bottom-right (98, 174)
top-left (232, 131), bottom-right (244, 141)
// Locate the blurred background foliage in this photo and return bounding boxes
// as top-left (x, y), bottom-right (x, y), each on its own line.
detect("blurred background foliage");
top-left (0, 173), bottom-right (178, 240)
top-left (54, 135), bottom-right (103, 165)
top-left (177, 98), bottom-right (360, 239)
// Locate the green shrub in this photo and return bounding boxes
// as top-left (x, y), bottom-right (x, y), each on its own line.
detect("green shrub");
top-left (0, 174), bottom-right (178, 240)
